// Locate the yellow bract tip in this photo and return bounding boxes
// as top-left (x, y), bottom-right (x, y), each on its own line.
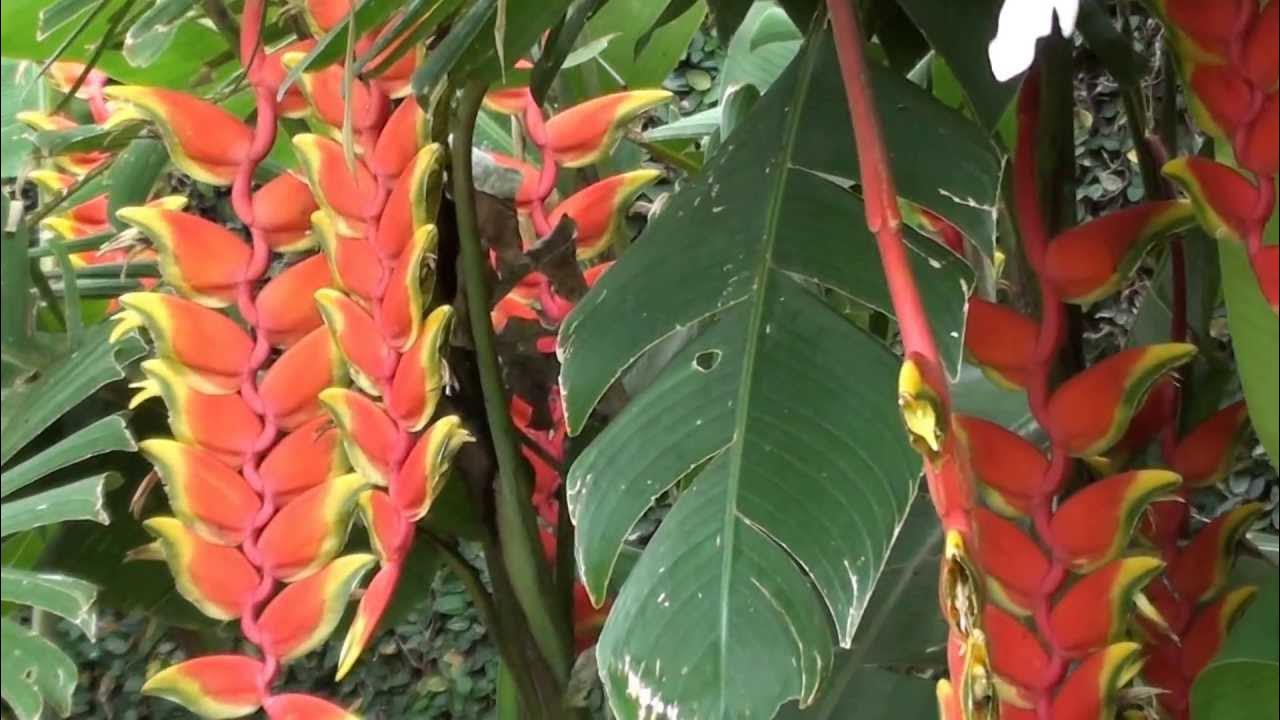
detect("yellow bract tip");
top-left (128, 379), bottom-right (161, 409)
top-left (109, 309), bottom-right (144, 343)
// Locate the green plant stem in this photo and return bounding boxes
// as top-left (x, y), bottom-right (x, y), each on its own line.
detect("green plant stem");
top-left (28, 262), bottom-right (66, 331)
top-left (451, 80), bottom-right (573, 684)
top-left (47, 241), bottom-right (83, 348)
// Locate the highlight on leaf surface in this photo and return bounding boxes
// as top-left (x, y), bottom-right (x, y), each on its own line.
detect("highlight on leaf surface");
top-left (543, 90), bottom-right (674, 167)
top-left (1043, 201), bottom-right (1196, 304)
top-left (141, 655), bottom-right (265, 719)
top-left (1046, 343), bottom-right (1197, 457)
top-left (102, 87), bottom-right (252, 185)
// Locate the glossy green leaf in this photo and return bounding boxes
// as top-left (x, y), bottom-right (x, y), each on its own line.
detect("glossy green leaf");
top-left (1218, 233), bottom-right (1279, 466)
top-left (1, 413), bottom-right (135, 497)
top-left (0, 320), bottom-right (146, 465)
top-left (280, 0), bottom-right (402, 94)
top-left (1, 60), bottom-right (43, 179)
top-left (452, 0), bottom-right (572, 87)
top-left (31, 120), bottom-right (143, 157)
top-left (411, 0), bottom-right (497, 96)
top-left (0, 474), bottom-right (110, 537)
top-left (560, 31), bottom-right (989, 717)
top-left (355, 0), bottom-right (466, 77)
top-left (530, 0), bottom-right (605, 104)
top-left (122, 0), bottom-right (196, 66)
top-left (1191, 574), bottom-right (1280, 720)
top-left (1, 196), bottom-right (33, 356)
top-left (37, 0), bottom-right (102, 38)
top-left (0, 567), bottom-right (97, 638)
top-left (3, 0), bottom-right (225, 88)
top-left (895, 0), bottom-right (1015, 131)
top-left (107, 139), bottom-right (168, 230)
top-left (0, 617), bottom-right (78, 720)
top-left (575, 0), bottom-right (707, 91)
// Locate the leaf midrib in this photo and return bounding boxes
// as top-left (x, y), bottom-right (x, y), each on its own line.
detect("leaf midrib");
top-left (715, 35), bottom-right (822, 714)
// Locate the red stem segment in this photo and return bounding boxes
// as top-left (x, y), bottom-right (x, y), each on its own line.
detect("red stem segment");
top-left (826, 0), bottom-right (944, 380)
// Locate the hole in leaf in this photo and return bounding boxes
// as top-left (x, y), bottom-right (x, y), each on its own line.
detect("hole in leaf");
top-left (693, 349), bottom-right (721, 372)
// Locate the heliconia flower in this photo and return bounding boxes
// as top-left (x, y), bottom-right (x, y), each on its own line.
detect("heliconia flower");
top-left (975, 509), bottom-right (1051, 616)
top-left (1049, 470), bottom-right (1180, 572)
top-left (130, 359), bottom-right (262, 466)
top-left (46, 61), bottom-right (110, 100)
top-left (139, 517), bottom-right (260, 620)
top-left (939, 531), bottom-right (983, 635)
top-left (379, 225), bottom-right (438, 349)
top-left (482, 60), bottom-right (535, 115)
top-left (111, 292), bottom-right (253, 394)
top-left (1049, 642), bottom-right (1145, 720)
top-left (1049, 556), bottom-right (1166, 657)
top-left (1164, 156), bottom-right (1269, 244)
top-left (27, 169), bottom-right (108, 224)
top-left (489, 153), bottom-right (540, 209)
top-left (1096, 377), bottom-right (1178, 474)
top-left (1186, 64), bottom-right (1254, 139)
top-left (371, 96), bottom-right (428, 178)
top-left (1252, 244), bottom-right (1279, 312)
top-left (16, 111), bottom-right (112, 176)
top-left (1170, 401), bottom-right (1250, 488)
top-left (139, 439), bottom-right (260, 545)
top-left (1158, 0), bottom-right (1246, 58)
top-left (335, 563), bottom-right (399, 681)
top-left (257, 473), bottom-right (372, 581)
top-left (293, 135), bottom-right (378, 236)
top-left (491, 285), bottom-right (543, 332)
top-left (953, 630), bottom-right (998, 719)
top-left (254, 172), bottom-right (320, 252)
top-left (260, 417), bottom-right (349, 505)
top-left (284, 54), bottom-right (381, 132)
top-left (258, 327), bottom-right (347, 431)
top-left (1242, 0), bottom-right (1278, 88)
top-left (984, 605), bottom-right (1052, 694)
top-left (1179, 585), bottom-right (1258, 678)
top-left (1239, 92), bottom-right (1278, 176)
top-left (956, 415), bottom-right (1048, 518)
top-left (543, 91), bottom-right (674, 168)
top-left (963, 299), bottom-right (1039, 390)
top-left (259, 41), bottom-right (315, 118)
top-left (318, 388), bottom-right (400, 486)
top-left (1043, 201), bottom-right (1195, 304)
top-left (315, 289), bottom-right (398, 395)
top-left (388, 305), bottom-right (454, 431)
top-left (314, 211), bottom-right (382, 304)
top-left (548, 169), bottom-right (662, 259)
top-left (1046, 343), bottom-right (1197, 457)
top-left (936, 679), bottom-right (963, 720)
top-left (572, 581), bottom-right (611, 652)
top-left (102, 87), bottom-right (253, 186)
top-left (116, 207), bottom-right (250, 308)
top-left (359, 27), bottom-right (419, 99)
top-left (391, 415), bottom-right (473, 521)
top-left (375, 144), bottom-right (446, 259)
top-left (256, 254), bottom-right (332, 347)
top-left (1167, 502), bottom-right (1266, 604)
top-left (987, 0), bottom-right (1079, 82)
top-left (257, 553), bottom-right (376, 662)
top-left (357, 490), bottom-right (410, 564)
top-left (141, 655), bottom-right (265, 719)
top-left (264, 693), bottom-right (360, 720)
top-left (301, 0), bottom-right (352, 33)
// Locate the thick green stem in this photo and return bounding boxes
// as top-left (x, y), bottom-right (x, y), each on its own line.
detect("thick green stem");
top-left (450, 81), bottom-right (573, 684)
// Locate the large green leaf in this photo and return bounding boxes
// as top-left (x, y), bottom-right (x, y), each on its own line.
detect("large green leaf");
top-left (0, 567), bottom-right (97, 638)
top-left (0, 617), bottom-right (78, 720)
top-left (1, 413), bottom-right (135, 496)
top-left (774, 489), bottom-right (945, 718)
top-left (1, 59), bottom-right (42, 178)
top-left (1218, 234), bottom-right (1279, 466)
top-left (576, 0), bottom-right (707, 91)
top-left (0, 474), bottom-right (110, 536)
top-left (1, 0), bottom-right (224, 87)
top-left (559, 31), bottom-right (993, 717)
top-left (894, 0), bottom-right (1014, 132)
top-left (1190, 573), bottom-right (1280, 720)
top-left (0, 321), bottom-right (146, 465)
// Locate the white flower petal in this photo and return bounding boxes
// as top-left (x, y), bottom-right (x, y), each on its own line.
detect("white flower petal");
top-left (987, 0), bottom-right (1081, 81)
